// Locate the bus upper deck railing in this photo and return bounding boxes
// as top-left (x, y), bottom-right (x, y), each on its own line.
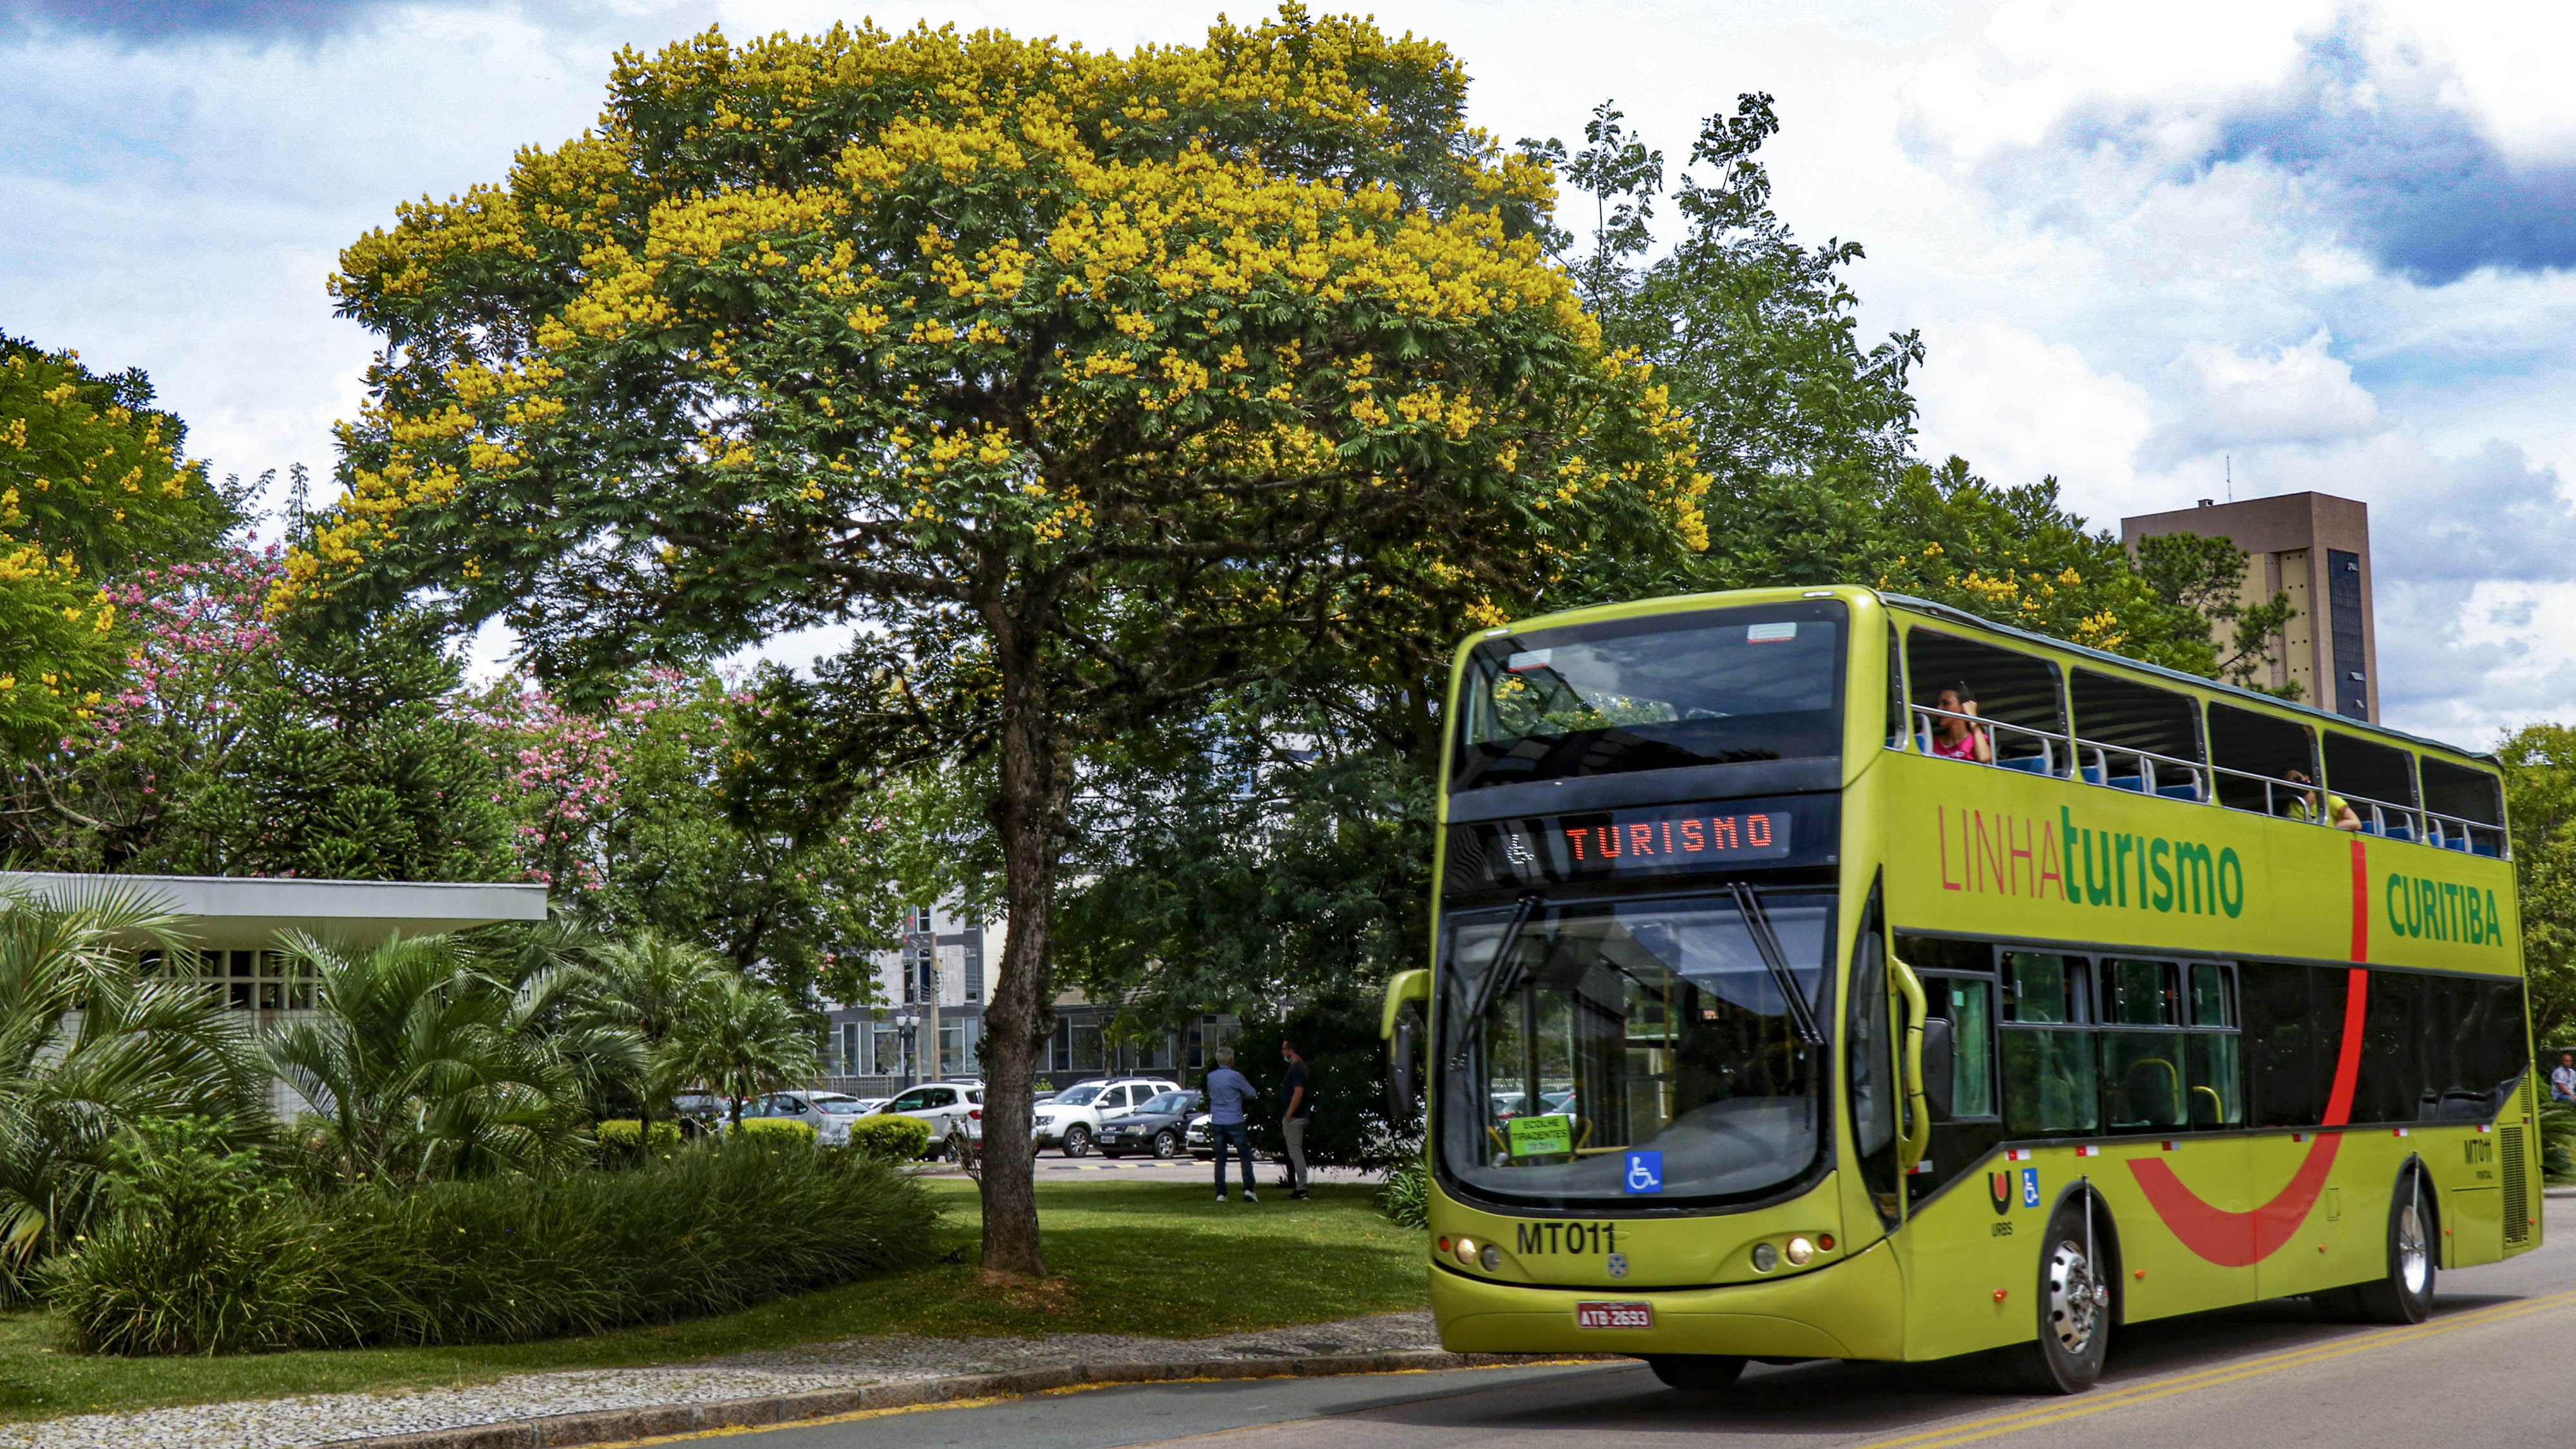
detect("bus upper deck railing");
top-left (1908, 708), bottom-right (2506, 857)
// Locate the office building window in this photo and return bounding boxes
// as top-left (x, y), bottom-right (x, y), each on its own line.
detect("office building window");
top-left (2327, 549), bottom-right (2367, 720)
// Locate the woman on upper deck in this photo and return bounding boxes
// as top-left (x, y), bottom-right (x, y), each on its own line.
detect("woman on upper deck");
top-left (1928, 683), bottom-right (1994, 764)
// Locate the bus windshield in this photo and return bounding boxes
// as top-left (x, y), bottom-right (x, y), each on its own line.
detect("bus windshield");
top-left (1437, 889), bottom-right (1833, 1208)
top-left (1452, 601), bottom-right (1846, 791)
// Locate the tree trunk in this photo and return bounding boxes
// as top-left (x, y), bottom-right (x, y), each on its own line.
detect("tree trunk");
top-left (976, 624), bottom-right (1065, 1278)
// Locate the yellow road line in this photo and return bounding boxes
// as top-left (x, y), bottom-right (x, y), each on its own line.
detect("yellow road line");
top-left (583, 1395), bottom-right (1014, 1448)
top-left (1857, 1288), bottom-right (2576, 1449)
top-left (580, 1357), bottom-right (1604, 1447)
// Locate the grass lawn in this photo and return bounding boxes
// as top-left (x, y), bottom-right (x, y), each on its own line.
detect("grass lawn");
top-left (0, 1175), bottom-right (1427, 1425)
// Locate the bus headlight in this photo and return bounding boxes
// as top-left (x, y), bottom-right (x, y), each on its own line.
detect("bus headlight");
top-left (1785, 1235), bottom-right (1815, 1267)
top-left (1750, 1242), bottom-right (1779, 1273)
top-left (1454, 1236), bottom-right (1479, 1266)
top-left (1479, 1244), bottom-right (1503, 1272)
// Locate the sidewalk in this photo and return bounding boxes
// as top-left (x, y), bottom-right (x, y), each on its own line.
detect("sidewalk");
top-left (0, 1312), bottom-right (1449, 1449)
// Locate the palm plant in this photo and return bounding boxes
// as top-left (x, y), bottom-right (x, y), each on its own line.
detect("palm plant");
top-left (662, 974), bottom-right (816, 1130)
top-left (0, 886), bottom-right (267, 1279)
top-left (267, 932), bottom-right (639, 1184)
top-left (578, 931), bottom-right (728, 1143)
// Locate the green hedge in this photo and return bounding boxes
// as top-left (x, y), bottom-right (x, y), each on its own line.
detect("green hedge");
top-left (846, 1113), bottom-right (932, 1160)
top-left (595, 1120), bottom-right (684, 1155)
top-left (52, 1139), bottom-right (941, 1355)
top-left (736, 1117), bottom-right (815, 1144)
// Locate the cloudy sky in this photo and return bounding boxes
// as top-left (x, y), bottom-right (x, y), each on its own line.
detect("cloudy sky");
top-left (3, 0), bottom-right (2568, 743)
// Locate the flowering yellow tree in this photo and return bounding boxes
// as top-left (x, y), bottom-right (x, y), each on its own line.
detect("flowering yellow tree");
top-left (0, 336), bottom-right (234, 761)
top-left (289, 8), bottom-right (1707, 1273)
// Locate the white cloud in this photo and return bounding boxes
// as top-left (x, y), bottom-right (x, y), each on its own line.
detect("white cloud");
top-left (1911, 316), bottom-right (2152, 513)
top-left (2161, 329), bottom-right (2380, 457)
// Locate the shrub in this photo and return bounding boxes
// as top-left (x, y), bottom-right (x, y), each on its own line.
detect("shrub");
top-left (1377, 1157), bottom-right (1428, 1229)
top-left (593, 1119), bottom-right (684, 1164)
top-left (53, 1139), bottom-right (942, 1354)
top-left (846, 1113), bottom-right (931, 1161)
top-left (736, 1117), bottom-right (816, 1145)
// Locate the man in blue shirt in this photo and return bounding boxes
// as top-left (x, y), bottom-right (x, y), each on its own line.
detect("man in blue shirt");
top-left (1204, 1046), bottom-right (1260, 1203)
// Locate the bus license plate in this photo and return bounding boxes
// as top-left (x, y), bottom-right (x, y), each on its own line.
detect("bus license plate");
top-left (1575, 1301), bottom-right (1653, 1330)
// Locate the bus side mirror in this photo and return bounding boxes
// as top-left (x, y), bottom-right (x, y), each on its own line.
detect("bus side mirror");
top-left (1383, 969), bottom-right (1430, 1125)
top-left (1920, 1016), bottom-right (1955, 1121)
top-left (1388, 1008), bottom-right (1421, 1124)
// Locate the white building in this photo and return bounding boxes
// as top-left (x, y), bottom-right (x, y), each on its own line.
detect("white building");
top-left (1, 871), bottom-right (550, 1114)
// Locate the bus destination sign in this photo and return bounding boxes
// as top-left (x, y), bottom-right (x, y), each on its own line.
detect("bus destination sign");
top-left (1444, 796), bottom-right (1824, 894)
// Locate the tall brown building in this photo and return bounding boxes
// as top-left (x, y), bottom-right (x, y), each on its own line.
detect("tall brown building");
top-left (2119, 492), bottom-right (2377, 722)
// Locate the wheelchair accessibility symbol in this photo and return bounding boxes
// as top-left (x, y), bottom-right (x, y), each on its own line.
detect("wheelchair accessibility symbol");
top-left (1624, 1150), bottom-right (1663, 1195)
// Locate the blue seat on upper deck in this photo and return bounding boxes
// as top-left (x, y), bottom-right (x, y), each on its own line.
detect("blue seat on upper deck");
top-left (2474, 837), bottom-right (2501, 857)
top-left (2081, 764), bottom-right (2105, 786)
top-left (2157, 782), bottom-right (2201, 802)
top-left (1996, 755), bottom-right (2049, 775)
top-left (2385, 822), bottom-right (2414, 843)
top-left (2107, 774), bottom-right (2146, 793)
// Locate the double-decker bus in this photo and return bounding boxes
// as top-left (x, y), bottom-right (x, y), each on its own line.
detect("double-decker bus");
top-left (1383, 585), bottom-right (2537, 1395)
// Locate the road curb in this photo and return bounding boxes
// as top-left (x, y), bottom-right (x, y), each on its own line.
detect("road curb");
top-left (326, 1349), bottom-right (1596, 1448)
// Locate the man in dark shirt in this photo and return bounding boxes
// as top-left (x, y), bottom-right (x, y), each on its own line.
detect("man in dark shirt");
top-left (1280, 1039), bottom-right (1314, 1200)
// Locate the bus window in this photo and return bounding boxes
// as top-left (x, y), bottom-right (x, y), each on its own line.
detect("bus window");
top-left (1941, 977), bottom-right (1996, 1119)
top-left (2001, 951), bottom-right (2088, 1024)
top-left (1884, 621), bottom-right (1908, 750)
top-left (1434, 889), bottom-right (1834, 1207)
top-left (2184, 964), bottom-right (2240, 1128)
top-left (2207, 703), bottom-right (2317, 817)
top-left (2101, 958), bottom-right (2179, 1025)
top-left (2099, 960), bottom-right (2184, 1130)
top-left (2324, 732), bottom-right (2421, 841)
top-left (1452, 601), bottom-right (1848, 791)
top-left (2420, 755), bottom-right (2506, 856)
top-left (2000, 952), bottom-right (2096, 1136)
top-left (1904, 630), bottom-right (2067, 777)
top-left (2071, 670), bottom-right (2206, 800)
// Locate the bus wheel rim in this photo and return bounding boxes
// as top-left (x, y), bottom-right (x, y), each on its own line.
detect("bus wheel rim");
top-left (2045, 1239), bottom-right (2099, 1353)
top-left (2398, 1200), bottom-right (2430, 1295)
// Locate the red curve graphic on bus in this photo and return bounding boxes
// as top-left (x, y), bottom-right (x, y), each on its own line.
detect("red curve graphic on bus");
top-left (2122, 839), bottom-right (2372, 1267)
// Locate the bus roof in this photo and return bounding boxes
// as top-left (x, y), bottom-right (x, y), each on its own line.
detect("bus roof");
top-left (1879, 591), bottom-right (2497, 769)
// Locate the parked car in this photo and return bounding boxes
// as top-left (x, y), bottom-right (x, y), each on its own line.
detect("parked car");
top-left (877, 1081), bottom-right (985, 1158)
top-left (1186, 1110), bottom-right (1275, 1162)
top-left (1030, 1076), bottom-right (1182, 1157)
top-left (737, 1090), bottom-right (875, 1146)
top-left (1093, 1090), bottom-right (1202, 1159)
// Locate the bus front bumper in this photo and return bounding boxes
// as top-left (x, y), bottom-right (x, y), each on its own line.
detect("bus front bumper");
top-left (1429, 1236), bottom-right (1902, 1362)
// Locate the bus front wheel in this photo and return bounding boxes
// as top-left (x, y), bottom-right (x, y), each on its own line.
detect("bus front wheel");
top-left (1644, 1354), bottom-right (1747, 1397)
top-left (2009, 1198), bottom-right (2110, 1394)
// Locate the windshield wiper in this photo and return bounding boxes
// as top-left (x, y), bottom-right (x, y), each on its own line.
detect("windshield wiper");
top-left (1461, 891), bottom-right (1544, 1032)
top-left (1730, 882), bottom-right (1822, 1044)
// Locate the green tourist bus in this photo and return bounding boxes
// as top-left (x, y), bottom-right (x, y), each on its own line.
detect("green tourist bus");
top-left (1381, 585), bottom-right (2539, 1395)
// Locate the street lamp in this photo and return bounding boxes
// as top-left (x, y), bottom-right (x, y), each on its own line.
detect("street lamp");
top-left (893, 1006), bottom-right (922, 1090)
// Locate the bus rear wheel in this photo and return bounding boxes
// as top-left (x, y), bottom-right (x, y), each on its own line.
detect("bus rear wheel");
top-left (2348, 1163), bottom-right (2437, 1324)
top-left (1644, 1354), bottom-right (1746, 1396)
top-left (2009, 1198), bottom-right (2110, 1394)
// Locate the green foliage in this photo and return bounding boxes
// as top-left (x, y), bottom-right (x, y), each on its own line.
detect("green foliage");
top-left (735, 1117), bottom-right (815, 1145)
top-left (1377, 1158), bottom-right (1428, 1228)
top-left (0, 890), bottom-right (267, 1283)
top-left (52, 1140), bottom-right (940, 1354)
top-left (2134, 531), bottom-right (2300, 696)
top-left (661, 974), bottom-right (817, 1128)
top-left (592, 1119), bottom-right (683, 1157)
top-left (1226, 997), bottom-right (1407, 1170)
top-left (0, 335), bottom-right (240, 760)
top-left (845, 1112), bottom-right (931, 1161)
top-left (265, 932), bottom-right (641, 1186)
top-left (144, 612), bottom-right (515, 882)
top-left (2541, 1098), bottom-right (2576, 1186)
top-left (2499, 724), bottom-right (2576, 1050)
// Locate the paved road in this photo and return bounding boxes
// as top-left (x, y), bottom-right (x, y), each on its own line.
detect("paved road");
top-left (688, 1197), bottom-right (2576, 1449)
